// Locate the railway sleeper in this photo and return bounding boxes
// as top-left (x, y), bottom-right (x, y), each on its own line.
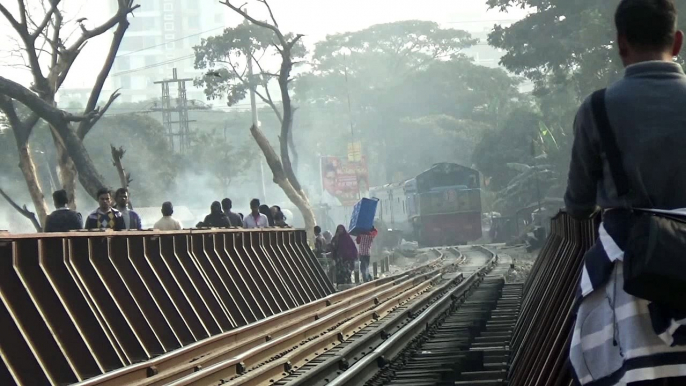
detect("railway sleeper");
top-left (365, 267), bottom-right (521, 386)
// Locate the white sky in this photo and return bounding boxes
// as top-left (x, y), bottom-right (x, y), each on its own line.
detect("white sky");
top-left (0, 0), bottom-right (529, 90)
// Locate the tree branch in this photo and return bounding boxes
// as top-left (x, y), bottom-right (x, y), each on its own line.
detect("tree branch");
top-left (220, 0), bottom-right (286, 46)
top-left (0, 2), bottom-right (50, 96)
top-left (257, 0), bottom-right (279, 28)
top-left (30, 0), bottom-right (61, 42)
top-left (0, 96), bottom-right (29, 145)
top-left (0, 76), bottom-right (95, 126)
top-left (16, 0), bottom-right (28, 28)
top-left (49, 6), bottom-right (62, 73)
top-left (0, 3), bottom-right (22, 32)
top-left (77, 90), bottom-right (120, 139)
top-left (110, 145), bottom-right (132, 189)
top-left (0, 188), bottom-right (42, 232)
top-left (287, 34), bottom-right (304, 50)
top-left (82, 10), bottom-right (129, 115)
top-left (54, 0), bottom-right (139, 91)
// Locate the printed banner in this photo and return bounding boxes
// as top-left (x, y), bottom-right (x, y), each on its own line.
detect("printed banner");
top-left (321, 156), bottom-right (369, 206)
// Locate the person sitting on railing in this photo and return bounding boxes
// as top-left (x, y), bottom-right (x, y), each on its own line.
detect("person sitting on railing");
top-left (565, 1), bottom-right (686, 384)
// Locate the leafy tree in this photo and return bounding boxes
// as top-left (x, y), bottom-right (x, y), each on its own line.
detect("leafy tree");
top-left (389, 115), bottom-right (491, 181)
top-left (472, 107), bottom-right (541, 191)
top-left (487, 0), bottom-right (686, 99)
top-left (197, 0), bottom-right (318, 236)
top-left (295, 21), bottom-right (523, 184)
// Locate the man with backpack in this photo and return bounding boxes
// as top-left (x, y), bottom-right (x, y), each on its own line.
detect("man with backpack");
top-left (566, 1), bottom-right (686, 384)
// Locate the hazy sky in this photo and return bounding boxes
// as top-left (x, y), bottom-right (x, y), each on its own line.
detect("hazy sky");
top-left (0, 0), bottom-right (529, 90)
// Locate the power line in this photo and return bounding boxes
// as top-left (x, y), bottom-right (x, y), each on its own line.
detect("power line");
top-left (444, 19), bottom-right (519, 24)
top-left (117, 26), bottom-right (226, 58)
top-left (111, 54), bottom-right (195, 77)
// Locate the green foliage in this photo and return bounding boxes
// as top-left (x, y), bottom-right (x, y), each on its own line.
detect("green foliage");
top-left (83, 114), bottom-right (177, 206)
top-left (193, 23), bottom-right (307, 106)
top-left (296, 21), bottom-right (476, 104)
top-left (487, 0), bottom-right (686, 99)
top-left (187, 129), bottom-right (256, 192)
top-left (294, 20), bottom-right (520, 183)
top-left (472, 107), bottom-right (541, 191)
top-left (389, 115), bottom-right (491, 181)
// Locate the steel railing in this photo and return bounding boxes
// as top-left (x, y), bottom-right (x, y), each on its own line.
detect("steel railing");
top-left (507, 211), bottom-right (598, 386)
top-left (0, 228), bottom-right (333, 386)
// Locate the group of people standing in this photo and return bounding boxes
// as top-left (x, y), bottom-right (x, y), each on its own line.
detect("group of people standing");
top-left (314, 224), bottom-right (377, 285)
top-left (44, 188), bottom-right (143, 232)
top-left (42, 187), bottom-right (288, 233)
top-left (197, 198), bottom-right (288, 229)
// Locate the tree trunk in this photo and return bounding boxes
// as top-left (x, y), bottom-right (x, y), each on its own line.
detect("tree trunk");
top-left (276, 178), bottom-right (316, 240)
top-left (251, 125), bottom-right (316, 240)
top-left (49, 122), bottom-right (107, 200)
top-left (52, 131), bottom-right (78, 210)
top-left (17, 144), bottom-right (49, 226)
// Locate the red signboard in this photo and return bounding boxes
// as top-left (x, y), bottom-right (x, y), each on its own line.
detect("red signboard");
top-left (321, 156), bottom-right (369, 206)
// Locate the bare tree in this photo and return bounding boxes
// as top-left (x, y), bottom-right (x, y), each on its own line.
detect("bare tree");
top-left (220, 0), bottom-right (317, 235)
top-left (0, 0), bottom-right (138, 226)
top-left (110, 144), bottom-right (132, 190)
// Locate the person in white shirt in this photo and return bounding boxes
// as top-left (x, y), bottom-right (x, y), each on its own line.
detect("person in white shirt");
top-left (243, 198), bottom-right (269, 228)
top-left (154, 201), bottom-right (183, 230)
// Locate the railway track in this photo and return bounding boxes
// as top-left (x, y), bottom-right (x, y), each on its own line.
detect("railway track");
top-left (75, 248), bottom-right (464, 386)
top-left (266, 248), bottom-right (503, 386)
top-left (148, 247), bottom-right (501, 386)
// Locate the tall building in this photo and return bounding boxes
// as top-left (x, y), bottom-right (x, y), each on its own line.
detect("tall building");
top-left (109, 0), bottom-right (229, 103)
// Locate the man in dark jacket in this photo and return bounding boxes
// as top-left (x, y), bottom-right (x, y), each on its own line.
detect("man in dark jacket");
top-left (221, 198), bottom-right (243, 227)
top-left (203, 201), bottom-right (231, 227)
top-left (44, 189), bottom-right (82, 232)
top-left (114, 188), bottom-right (142, 230)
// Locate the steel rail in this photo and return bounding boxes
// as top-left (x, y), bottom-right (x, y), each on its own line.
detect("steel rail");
top-left (324, 247), bottom-right (498, 386)
top-left (162, 250), bottom-right (463, 386)
top-left (263, 249), bottom-right (478, 386)
top-left (71, 250), bottom-right (448, 386)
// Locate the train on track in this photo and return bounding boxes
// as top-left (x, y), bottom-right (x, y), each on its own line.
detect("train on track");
top-left (370, 163), bottom-right (482, 247)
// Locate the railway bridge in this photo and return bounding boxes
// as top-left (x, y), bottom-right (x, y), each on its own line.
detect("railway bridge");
top-left (0, 213), bottom-right (591, 386)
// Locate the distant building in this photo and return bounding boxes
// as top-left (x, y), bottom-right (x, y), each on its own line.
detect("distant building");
top-left (107, 0), bottom-right (229, 103)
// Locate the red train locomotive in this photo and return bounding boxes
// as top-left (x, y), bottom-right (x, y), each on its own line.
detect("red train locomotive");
top-left (370, 163), bottom-right (482, 247)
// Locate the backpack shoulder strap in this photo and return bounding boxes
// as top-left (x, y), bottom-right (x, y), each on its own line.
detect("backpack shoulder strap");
top-left (590, 88), bottom-right (631, 197)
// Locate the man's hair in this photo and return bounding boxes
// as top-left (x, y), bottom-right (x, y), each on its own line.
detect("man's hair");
top-left (96, 187), bottom-right (111, 198)
top-left (115, 188), bottom-right (128, 198)
top-left (314, 225), bottom-right (321, 234)
top-left (162, 201), bottom-right (174, 216)
top-left (222, 198), bottom-right (232, 211)
top-left (615, 0), bottom-right (678, 50)
top-left (53, 189), bottom-right (69, 207)
top-left (250, 198), bottom-right (260, 208)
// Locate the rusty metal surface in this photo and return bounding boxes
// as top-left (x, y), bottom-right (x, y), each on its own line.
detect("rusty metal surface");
top-left (507, 211), bottom-right (598, 386)
top-left (0, 228), bottom-right (334, 386)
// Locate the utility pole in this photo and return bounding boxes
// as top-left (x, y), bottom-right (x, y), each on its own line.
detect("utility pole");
top-left (343, 53), bottom-right (361, 201)
top-left (152, 68), bottom-right (208, 153)
top-left (245, 27), bottom-right (267, 203)
top-left (532, 139), bottom-right (542, 225)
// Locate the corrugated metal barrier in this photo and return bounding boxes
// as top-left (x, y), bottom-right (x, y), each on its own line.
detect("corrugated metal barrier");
top-left (0, 228), bottom-right (333, 385)
top-left (507, 211), bottom-right (599, 386)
